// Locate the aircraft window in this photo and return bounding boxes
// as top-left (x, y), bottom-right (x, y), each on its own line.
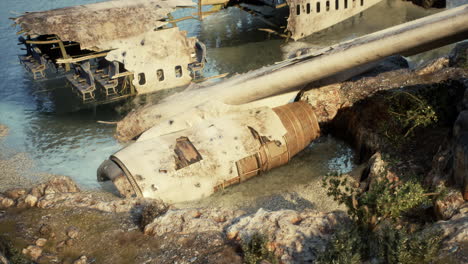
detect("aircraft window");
top-left (157, 69), bottom-right (165, 81)
top-left (175, 66), bottom-right (182, 78)
top-left (138, 73), bottom-right (146, 85)
top-left (306, 3), bottom-right (310, 14)
top-left (345, 0), bottom-right (348, 8)
top-left (326, 1), bottom-right (330, 11)
top-left (316, 2), bottom-right (321, 13)
top-left (296, 5), bottom-right (300, 15)
top-left (336, 0), bottom-right (339, 9)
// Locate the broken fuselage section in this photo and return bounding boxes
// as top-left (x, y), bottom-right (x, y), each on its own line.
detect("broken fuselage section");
top-left (13, 0), bottom-right (206, 104)
top-left (204, 0), bottom-right (383, 40)
top-left (98, 101), bottom-right (320, 202)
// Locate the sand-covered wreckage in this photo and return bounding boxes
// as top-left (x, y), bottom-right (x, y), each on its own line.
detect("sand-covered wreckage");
top-left (13, 0), bottom-right (206, 103)
top-left (98, 5), bottom-right (468, 202)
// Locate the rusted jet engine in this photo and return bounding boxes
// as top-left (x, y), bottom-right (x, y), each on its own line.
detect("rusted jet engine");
top-left (98, 101), bottom-right (320, 202)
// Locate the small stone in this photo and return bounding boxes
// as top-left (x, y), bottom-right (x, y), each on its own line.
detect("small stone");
top-left (36, 254), bottom-right (59, 264)
top-left (0, 196), bottom-right (15, 209)
top-left (213, 215), bottom-right (226, 223)
top-left (65, 238), bottom-right (74, 246)
top-left (192, 211), bottom-right (202, 218)
top-left (226, 231), bottom-right (239, 240)
top-left (24, 245), bottom-right (42, 260)
top-left (35, 238), bottom-right (47, 247)
top-left (24, 194), bottom-right (38, 207)
top-left (4, 188), bottom-right (27, 199)
top-left (73, 255), bottom-right (87, 264)
top-left (434, 191), bottom-right (465, 220)
top-left (39, 224), bottom-right (52, 236)
top-left (290, 216), bottom-right (303, 225)
top-left (30, 184), bottom-right (46, 198)
top-left (43, 176), bottom-right (80, 194)
top-left (15, 197), bottom-right (27, 208)
top-left (66, 226), bottom-right (79, 239)
top-left (56, 241), bottom-right (65, 252)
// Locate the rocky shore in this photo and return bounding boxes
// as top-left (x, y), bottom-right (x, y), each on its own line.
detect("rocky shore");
top-left (1, 43), bottom-right (467, 263)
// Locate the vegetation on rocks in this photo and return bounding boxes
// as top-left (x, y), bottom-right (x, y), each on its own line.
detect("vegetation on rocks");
top-left (320, 167), bottom-right (442, 264)
top-left (139, 200), bottom-right (169, 229)
top-left (241, 233), bottom-right (278, 264)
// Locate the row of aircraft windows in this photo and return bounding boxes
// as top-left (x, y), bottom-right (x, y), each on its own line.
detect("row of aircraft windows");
top-left (137, 66), bottom-right (183, 86)
top-left (296, 0), bottom-right (365, 15)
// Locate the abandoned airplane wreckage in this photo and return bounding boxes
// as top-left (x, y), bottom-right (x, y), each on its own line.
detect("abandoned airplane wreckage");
top-left (12, 0), bottom-right (385, 105)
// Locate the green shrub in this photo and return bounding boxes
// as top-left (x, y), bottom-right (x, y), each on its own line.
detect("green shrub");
top-left (323, 172), bottom-right (429, 229)
top-left (321, 171), bottom-right (441, 263)
top-left (242, 233), bottom-right (278, 264)
top-left (373, 224), bottom-right (442, 264)
top-left (0, 235), bottom-right (30, 264)
top-left (316, 225), bottom-right (362, 264)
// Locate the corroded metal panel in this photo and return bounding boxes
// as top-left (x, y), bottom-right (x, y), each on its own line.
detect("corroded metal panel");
top-left (286, 0), bottom-right (383, 40)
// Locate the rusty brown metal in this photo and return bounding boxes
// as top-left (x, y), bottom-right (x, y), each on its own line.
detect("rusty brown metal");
top-left (273, 101), bottom-right (320, 157)
top-left (174, 137), bottom-right (203, 170)
top-left (214, 101), bottom-right (320, 192)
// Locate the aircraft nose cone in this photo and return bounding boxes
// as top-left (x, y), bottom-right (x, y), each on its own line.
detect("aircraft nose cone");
top-left (97, 159), bottom-right (124, 182)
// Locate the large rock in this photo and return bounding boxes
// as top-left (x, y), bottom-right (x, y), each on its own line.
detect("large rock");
top-left (144, 206), bottom-right (348, 264)
top-left (144, 208), bottom-right (245, 236)
top-left (360, 152), bottom-right (399, 192)
top-left (22, 245), bottom-right (42, 261)
top-left (430, 203), bottom-right (468, 262)
top-left (0, 195), bottom-right (14, 209)
top-left (449, 41), bottom-right (468, 69)
top-left (434, 190), bottom-right (465, 220)
top-left (36, 192), bottom-right (145, 213)
top-left (453, 110), bottom-right (468, 200)
top-left (226, 209), bottom-right (349, 264)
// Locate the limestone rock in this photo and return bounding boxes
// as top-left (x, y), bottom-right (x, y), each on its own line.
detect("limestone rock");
top-left (24, 194), bottom-right (38, 207)
top-left (4, 188), bottom-right (26, 199)
top-left (434, 191), bottom-right (465, 220)
top-left (73, 255), bottom-right (88, 264)
top-left (36, 253), bottom-right (59, 264)
top-left (39, 224), bottom-right (52, 237)
top-left (30, 184), bottom-right (47, 198)
top-left (0, 195), bottom-right (14, 209)
top-left (416, 57), bottom-right (449, 76)
top-left (360, 152), bottom-right (398, 191)
top-left (0, 124), bottom-right (8, 139)
top-left (36, 192), bottom-right (145, 213)
top-left (66, 238), bottom-right (75, 246)
top-left (431, 203), bottom-right (468, 260)
top-left (35, 238), bottom-right (47, 247)
top-left (449, 41), bottom-right (468, 68)
top-left (22, 245), bottom-right (42, 261)
top-left (144, 208), bottom-right (245, 236)
top-left (43, 176), bottom-right (80, 194)
top-left (0, 251), bottom-right (9, 264)
top-left (453, 110), bottom-right (468, 200)
top-left (66, 226), bottom-right (79, 239)
top-left (226, 209), bottom-right (349, 264)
